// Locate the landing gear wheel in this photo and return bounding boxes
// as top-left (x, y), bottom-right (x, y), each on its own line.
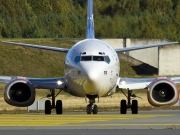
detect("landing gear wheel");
top-left (86, 95), bottom-right (99, 114)
top-left (45, 100), bottom-right (51, 114)
top-left (86, 104), bottom-right (92, 114)
top-left (131, 100), bottom-right (138, 114)
top-left (56, 100), bottom-right (62, 114)
top-left (44, 89), bottom-right (63, 115)
top-left (120, 100), bottom-right (127, 114)
top-left (93, 105), bottom-right (98, 114)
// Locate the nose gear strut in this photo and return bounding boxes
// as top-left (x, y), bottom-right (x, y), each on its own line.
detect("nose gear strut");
top-left (85, 95), bottom-right (99, 114)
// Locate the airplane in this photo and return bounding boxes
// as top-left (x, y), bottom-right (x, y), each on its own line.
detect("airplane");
top-left (1, 0), bottom-right (180, 115)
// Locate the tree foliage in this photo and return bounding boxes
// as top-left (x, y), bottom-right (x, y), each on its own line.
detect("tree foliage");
top-left (0, 0), bottom-right (180, 42)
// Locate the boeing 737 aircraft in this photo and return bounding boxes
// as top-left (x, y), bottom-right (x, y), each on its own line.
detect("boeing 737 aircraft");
top-left (1, 0), bottom-right (180, 114)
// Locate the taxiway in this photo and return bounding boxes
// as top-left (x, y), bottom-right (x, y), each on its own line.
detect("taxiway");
top-left (0, 110), bottom-right (180, 135)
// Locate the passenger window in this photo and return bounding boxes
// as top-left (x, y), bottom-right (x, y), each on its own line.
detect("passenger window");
top-left (81, 56), bottom-right (92, 61)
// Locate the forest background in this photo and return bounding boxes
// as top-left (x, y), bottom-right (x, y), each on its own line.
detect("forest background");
top-left (0, 0), bottom-right (180, 42)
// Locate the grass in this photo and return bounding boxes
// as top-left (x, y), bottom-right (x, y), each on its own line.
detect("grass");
top-left (0, 38), bottom-right (179, 113)
top-left (0, 38), bottom-right (73, 77)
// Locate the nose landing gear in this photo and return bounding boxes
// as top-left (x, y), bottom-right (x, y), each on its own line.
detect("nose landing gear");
top-left (86, 95), bottom-right (99, 114)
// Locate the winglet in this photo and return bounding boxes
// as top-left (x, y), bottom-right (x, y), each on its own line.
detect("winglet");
top-left (86, 0), bottom-right (95, 39)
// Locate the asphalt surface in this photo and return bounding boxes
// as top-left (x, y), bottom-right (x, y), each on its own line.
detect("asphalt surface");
top-left (0, 110), bottom-right (180, 135)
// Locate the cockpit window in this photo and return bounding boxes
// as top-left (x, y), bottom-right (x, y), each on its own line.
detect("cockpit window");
top-left (79, 55), bottom-right (111, 64)
top-left (81, 56), bottom-right (92, 61)
top-left (93, 56), bottom-right (104, 61)
top-left (74, 56), bottom-right (81, 63)
top-left (104, 56), bottom-right (110, 64)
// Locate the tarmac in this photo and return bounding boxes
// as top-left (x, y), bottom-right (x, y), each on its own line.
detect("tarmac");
top-left (0, 110), bottom-right (180, 135)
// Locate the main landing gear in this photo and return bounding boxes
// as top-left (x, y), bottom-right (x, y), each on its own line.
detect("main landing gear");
top-left (120, 89), bottom-right (140, 114)
top-left (85, 95), bottom-right (99, 114)
top-left (44, 89), bottom-right (62, 114)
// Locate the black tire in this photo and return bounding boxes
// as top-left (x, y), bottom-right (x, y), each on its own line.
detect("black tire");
top-left (56, 100), bottom-right (63, 114)
top-left (86, 105), bottom-right (92, 114)
top-left (120, 100), bottom-right (127, 114)
top-left (93, 105), bottom-right (98, 114)
top-left (131, 100), bottom-right (138, 114)
top-left (45, 100), bottom-right (51, 114)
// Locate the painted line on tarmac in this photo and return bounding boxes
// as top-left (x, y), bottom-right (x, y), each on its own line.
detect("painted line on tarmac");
top-left (0, 114), bottom-right (173, 126)
top-left (61, 124), bottom-right (180, 127)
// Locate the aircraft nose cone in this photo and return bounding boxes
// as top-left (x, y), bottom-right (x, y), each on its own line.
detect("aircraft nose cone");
top-left (83, 67), bottom-right (100, 94)
top-left (80, 62), bottom-right (106, 94)
top-left (87, 71), bottom-right (98, 82)
top-left (80, 63), bottom-right (99, 82)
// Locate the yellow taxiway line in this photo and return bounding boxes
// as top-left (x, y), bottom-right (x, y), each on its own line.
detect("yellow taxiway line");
top-left (0, 114), bottom-right (173, 126)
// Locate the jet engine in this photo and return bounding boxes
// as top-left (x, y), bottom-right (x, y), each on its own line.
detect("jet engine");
top-left (147, 77), bottom-right (179, 107)
top-left (4, 77), bottom-right (35, 107)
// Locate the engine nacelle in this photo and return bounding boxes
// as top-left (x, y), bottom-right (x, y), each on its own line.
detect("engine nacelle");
top-left (4, 77), bottom-right (35, 107)
top-left (147, 77), bottom-right (179, 107)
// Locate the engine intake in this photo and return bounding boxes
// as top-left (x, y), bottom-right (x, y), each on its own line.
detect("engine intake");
top-left (4, 78), bottom-right (35, 107)
top-left (147, 77), bottom-right (179, 107)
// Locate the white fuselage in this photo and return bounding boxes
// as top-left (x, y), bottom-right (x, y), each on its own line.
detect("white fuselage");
top-left (65, 39), bottom-right (120, 97)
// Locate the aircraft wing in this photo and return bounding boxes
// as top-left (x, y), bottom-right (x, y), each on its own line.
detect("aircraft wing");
top-left (0, 76), bottom-right (13, 83)
top-left (28, 77), bottom-right (66, 89)
top-left (2, 41), bottom-right (69, 53)
top-left (114, 42), bottom-right (178, 52)
top-left (0, 76), bottom-right (66, 89)
top-left (117, 77), bottom-right (180, 90)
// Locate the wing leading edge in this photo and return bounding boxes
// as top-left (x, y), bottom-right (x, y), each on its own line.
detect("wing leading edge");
top-left (0, 76), bottom-right (66, 89)
top-left (117, 77), bottom-right (180, 90)
top-left (114, 42), bottom-right (178, 52)
top-left (28, 77), bottom-right (66, 89)
top-left (0, 76), bottom-right (13, 83)
top-left (2, 41), bottom-right (69, 53)
top-left (2, 41), bottom-right (178, 53)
